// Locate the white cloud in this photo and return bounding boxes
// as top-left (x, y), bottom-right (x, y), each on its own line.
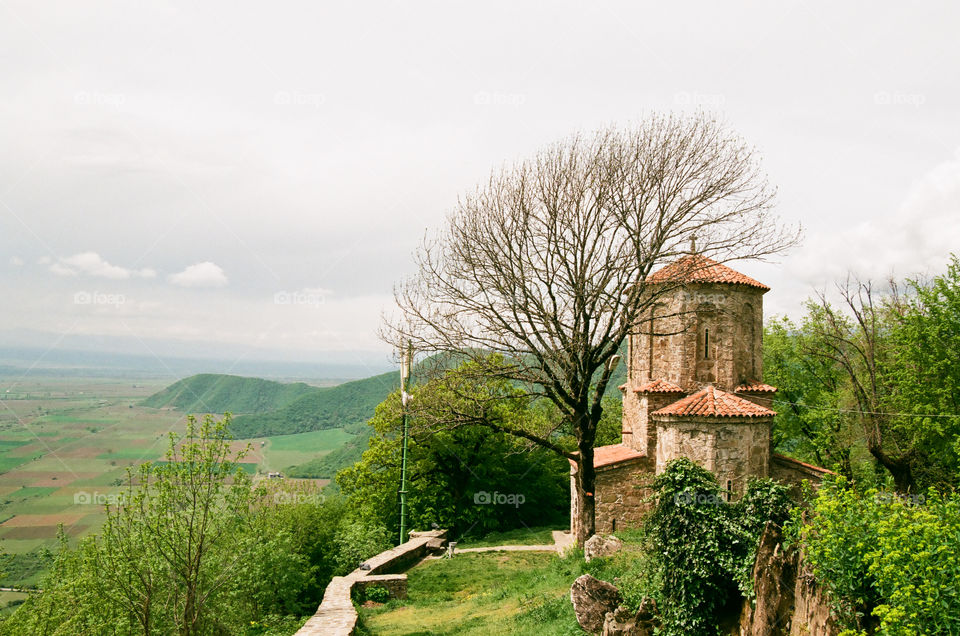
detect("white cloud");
top-left (168, 262), bottom-right (228, 287)
top-left (788, 148), bottom-right (960, 287)
top-left (37, 256), bottom-right (51, 265)
top-left (49, 262), bottom-right (78, 276)
top-left (60, 251), bottom-right (132, 279)
top-left (9, 256), bottom-right (23, 267)
top-left (46, 252), bottom-right (157, 280)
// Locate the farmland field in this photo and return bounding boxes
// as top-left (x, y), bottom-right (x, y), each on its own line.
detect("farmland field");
top-left (0, 374), bottom-right (346, 587)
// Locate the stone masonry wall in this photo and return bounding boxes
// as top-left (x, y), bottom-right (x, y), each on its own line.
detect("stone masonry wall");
top-left (654, 417), bottom-right (771, 497)
top-left (620, 384), bottom-right (643, 451)
top-left (593, 458), bottom-right (655, 534)
top-left (630, 283), bottom-right (765, 394)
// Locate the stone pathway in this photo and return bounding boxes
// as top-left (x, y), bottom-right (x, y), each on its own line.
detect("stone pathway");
top-left (454, 544), bottom-right (557, 553)
top-left (295, 529), bottom-right (573, 635)
top-left (295, 529), bottom-right (446, 636)
top-left (552, 529), bottom-right (576, 554)
top-left (431, 529), bottom-right (575, 557)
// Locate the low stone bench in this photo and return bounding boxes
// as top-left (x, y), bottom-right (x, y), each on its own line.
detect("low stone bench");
top-left (294, 529), bottom-right (447, 636)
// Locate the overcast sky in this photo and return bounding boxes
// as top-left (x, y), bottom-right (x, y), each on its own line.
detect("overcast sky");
top-left (1, 1), bottom-right (958, 369)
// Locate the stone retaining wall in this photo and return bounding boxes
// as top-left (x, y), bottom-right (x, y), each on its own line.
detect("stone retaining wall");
top-left (353, 574), bottom-right (408, 600)
top-left (295, 529), bottom-right (447, 636)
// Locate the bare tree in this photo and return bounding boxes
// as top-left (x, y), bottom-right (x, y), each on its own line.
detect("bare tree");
top-left (386, 113), bottom-right (796, 545)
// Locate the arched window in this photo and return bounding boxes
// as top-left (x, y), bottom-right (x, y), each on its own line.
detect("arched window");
top-left (704, 327), bottom-right (710, 359)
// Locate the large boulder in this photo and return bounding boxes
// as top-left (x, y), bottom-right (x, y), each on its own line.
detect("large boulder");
top-left (571, 574), bottom-right (623, 634)
top-left (602, 598), bottom-right (660, 636)
top-left (584, 534), bottom-right (623, 562)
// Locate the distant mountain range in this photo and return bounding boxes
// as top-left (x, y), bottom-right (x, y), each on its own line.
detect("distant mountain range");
top-left (139, 347), bottom-right (628, 478)
top-left (141, 370), bottom-right (399, 439)
top-left (141, 370), bottom-right (401, 479)
top-left (0, 329), bottom-right (393, 381)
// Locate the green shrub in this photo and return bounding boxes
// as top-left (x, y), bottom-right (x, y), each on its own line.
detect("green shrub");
top-left (791, 477), bottom-right (960, 635)
top-left (787, 477), bottom-right (882, 628)
top-left (869, 491), bottom-right (960, 634)
top-left (364, 585), bottom-right (390, 604)
top-left (645, 458), bottom-right (792, 636)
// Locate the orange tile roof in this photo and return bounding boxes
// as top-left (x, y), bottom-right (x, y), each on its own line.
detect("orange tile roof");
top-left (646, 254), bottom-right (770, 291)
top-left (735, 381), bottom-right (778, 393)
top-left (591, 444), bottom-right (645, 467)
top-left (772, 453), bottom-right (835, 475)
top-left (635, 379), bottom-right (684, 393)
top-left (652, 385), bottom-right (776, 418)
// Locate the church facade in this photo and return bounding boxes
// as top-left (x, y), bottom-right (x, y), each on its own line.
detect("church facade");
top-left (571, 254), bottom-right (830, 536)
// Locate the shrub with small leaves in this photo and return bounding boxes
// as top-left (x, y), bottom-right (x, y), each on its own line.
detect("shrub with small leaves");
top-left (792, 477), bottom-right (960, 635)
top-left (364, 585), bottom-right (390, 604)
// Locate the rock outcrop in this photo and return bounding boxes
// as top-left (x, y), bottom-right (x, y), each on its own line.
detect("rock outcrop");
top-left (738, 522), bottom-right (839, 636)
top-left (602, 598), bottom-right (659, 636)
top-left (584, 534), bottom-right (624, 562)
top-left (571, 574), bottom-right (623, 634)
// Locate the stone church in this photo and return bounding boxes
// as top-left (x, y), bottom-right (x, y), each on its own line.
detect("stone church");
top-left (571, 253), bottom-right (829, 536)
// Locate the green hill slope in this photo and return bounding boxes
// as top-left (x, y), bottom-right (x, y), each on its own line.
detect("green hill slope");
top-left (229, 371), bottom-right (398, 438)
top-left (140, 373), bottom-right (315, 414)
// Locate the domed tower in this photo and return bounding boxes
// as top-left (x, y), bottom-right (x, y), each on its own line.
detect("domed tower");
top-left (620, 253), bottom-right (777, 498)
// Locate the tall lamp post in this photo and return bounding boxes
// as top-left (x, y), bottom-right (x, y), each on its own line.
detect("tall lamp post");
top-left (398, 342), bottom-right (413, 545)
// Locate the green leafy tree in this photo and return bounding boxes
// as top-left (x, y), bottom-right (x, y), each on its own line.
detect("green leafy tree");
top-left (766, 259), bottom-right (960, 491)
top-left (764, 315), bottom-right (851, 474)
top-left (338, 363), bottom-right (569, 541)
top-left (885, 255), bottom-right (960, 487)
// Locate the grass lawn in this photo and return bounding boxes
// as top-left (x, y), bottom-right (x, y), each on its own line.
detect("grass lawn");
top-left (454, 525), bottom-right (557, 549)
top-left (358, 527), bottom-right (658, 636)
top-left (357, 552), bottom-right (587, 636)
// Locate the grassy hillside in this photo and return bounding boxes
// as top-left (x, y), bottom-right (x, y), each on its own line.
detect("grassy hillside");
top-left (358, 551), bottom-right (582, 635)
top-left (285, 426), bottom-right (373, 479)
top-left (141, 373), bottom-right (314, 414)
top-left (229, 371), bottom-right (398, 438)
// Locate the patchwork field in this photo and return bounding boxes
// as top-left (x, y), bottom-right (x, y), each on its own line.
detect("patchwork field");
top-left (0, 375), bottom-right (347, 586)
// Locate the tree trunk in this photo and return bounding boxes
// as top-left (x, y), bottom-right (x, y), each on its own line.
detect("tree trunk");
top-left (574, 443), bottom-right (597, 547)
top-left (868, 444), bottom-right (915, 493)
